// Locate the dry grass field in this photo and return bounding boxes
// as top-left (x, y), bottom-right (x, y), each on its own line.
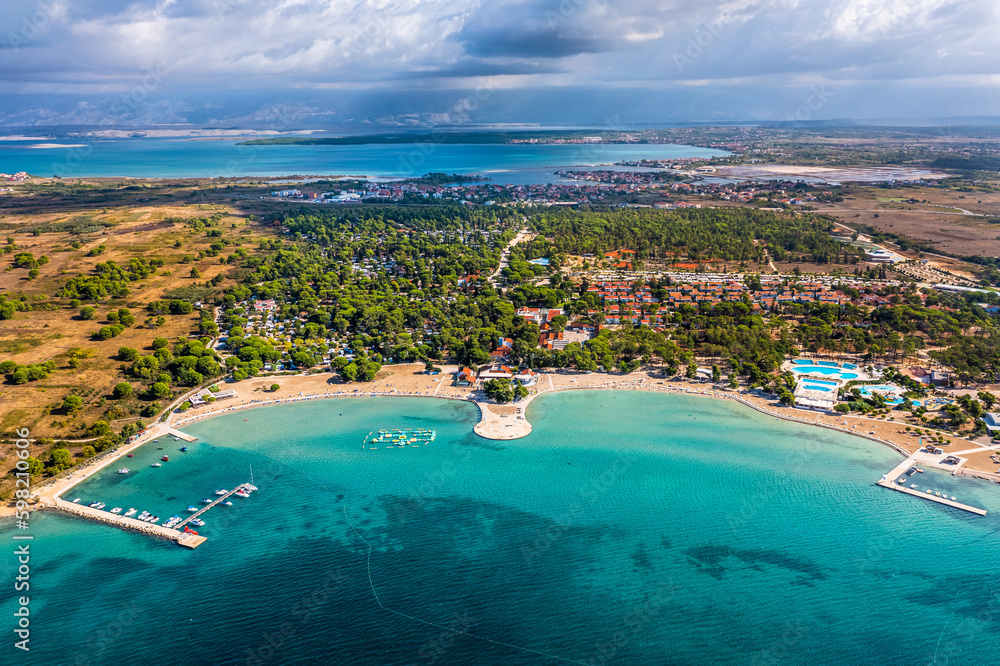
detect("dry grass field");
top-left (814, 186), bottom-right (1000, 257)
top-left (0, 186), bottom-right (267, 443)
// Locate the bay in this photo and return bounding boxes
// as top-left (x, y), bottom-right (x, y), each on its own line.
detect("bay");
top-left (0, 139), bottom-right (727, 183)
top-left (3, 391), bottom-right (999, 665)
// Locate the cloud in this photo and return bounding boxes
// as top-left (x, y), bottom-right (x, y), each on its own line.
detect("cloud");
top-left (0, 0), bottom-right (997, 122)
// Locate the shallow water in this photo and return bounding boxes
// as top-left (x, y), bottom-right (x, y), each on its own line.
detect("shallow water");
top-left (3, 391), bottom-right (1000, 665)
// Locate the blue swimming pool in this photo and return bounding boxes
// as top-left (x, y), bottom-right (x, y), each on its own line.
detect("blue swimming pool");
top-left (791, 367), bottom-right (859, 379)
top-left (857, 384), bottom-right (900, 395)
top-left (803, 384), bottom-right (835, 393)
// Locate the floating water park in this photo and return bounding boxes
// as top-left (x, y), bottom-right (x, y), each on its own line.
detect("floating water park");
top-left (363, 429), bottom-right (437, 448)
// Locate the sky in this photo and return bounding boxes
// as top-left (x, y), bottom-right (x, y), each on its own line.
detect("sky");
top-left (0, 0), bottom-right (998, 127)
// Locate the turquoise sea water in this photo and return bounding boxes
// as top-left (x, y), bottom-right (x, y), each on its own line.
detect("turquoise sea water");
top-left (0, 140), bottom-right (727, 182)
top-left (4, 391), bottom-right (1000, 665)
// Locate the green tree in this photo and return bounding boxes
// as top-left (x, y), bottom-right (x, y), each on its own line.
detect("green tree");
top-left (270, 383), bottom-right (280, 392)
top-left (25, 456), bottom-right (44, 476)
top-left (712, 364), bottom-right (721, 383)
top-left (80, 306), bottom-right (97, 320)
top-left (728, 373), bottom-right (738, 389)
top-left (149, 382), bottom-right (171, 399)
top-left (686, 363), bottom-right (697, 379)
top-left (514, 383), bottom-right (529, 401)
top-left (112, 382), bottom-right (134, 399)
top-left (484, 378), bottom-right (514, 403)
top-left (62, 395), bottom-right (84, 415)
top-left (118, 346), bottom-right (138, 361)
top-left (49, 448), bottom-right (72, 468)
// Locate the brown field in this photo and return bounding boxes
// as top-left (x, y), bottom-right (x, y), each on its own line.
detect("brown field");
top-left (0, 192), bottom-right (267, 442)
top-left (815, 186), bottom-right (1000, 257)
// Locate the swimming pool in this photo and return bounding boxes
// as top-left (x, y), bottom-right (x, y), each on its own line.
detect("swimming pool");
top-left (803, 379), bottom-right (840, 387)
top-left (857, 385), bottom-right (900, 396)
top-left (791, 367), bottom-right (859, 379)
top-left (803, 384), bottom-right (836, 393)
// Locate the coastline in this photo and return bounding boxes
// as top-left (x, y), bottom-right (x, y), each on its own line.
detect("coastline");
top-left (10, 363), bottom-right (1000, 519)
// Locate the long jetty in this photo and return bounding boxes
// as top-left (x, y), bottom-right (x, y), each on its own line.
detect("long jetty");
top-left (50, 498), bottom-right (207, 548)
top-left (175, 483), bottom-right (251, 529)
top-left (877, 457), bottom-right (987, 516)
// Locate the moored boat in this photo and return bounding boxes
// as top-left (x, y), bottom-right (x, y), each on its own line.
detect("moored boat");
top-left (124, 508), bottom-right (137, 517)
top-left (110, 507), bottom-right (122, 514)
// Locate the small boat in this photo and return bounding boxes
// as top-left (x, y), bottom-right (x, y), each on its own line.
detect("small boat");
top-left (935, 492), bottom-right (941, 497)
top-left (161, 456), bottom-right (169, 462)
top-left (916, 468), bottom-right (924, 473)
top-left (222, 501), bottom-right (233, 507)
top-left (215, 489), bottom-right (229, 496)
top-left (189, 518), bottom-right (205, 527)
top-left (235, 489), bottom-right (250, 498)
top-left (157, 447), bottom-right (163, 450)
top-left (110, 507), bottom-right (122, 514)
top-left (73, 498), bottom-right (81, 503)
top-left (186, 506), bottom-right (199, 512)
top-left (952, 496), bottom-right (957, 501)
top-left (202, 498), bottom-right (213, 504)
top-left (180, 447), bottom-right (188, 452)
top-left (137, 511), bottom-right (151, 521)
top-left (151, 463), bottom-right (161, 467)
top-left (124, 508), bottom-right (137, 517)
top-left (148, 516), bottom-right (159, 523)
top-left (127, 454), bottom-right (133, 458)
top-left (89, 501), bottom-right (101, 508)
top-left (117, 468), bottom-right (129, 474)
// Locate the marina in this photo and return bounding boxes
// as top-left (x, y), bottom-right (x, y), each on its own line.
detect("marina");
top-left (175, 483), bottom-right (256, 530)
top-left (877, 457), bottom-right (987, 516)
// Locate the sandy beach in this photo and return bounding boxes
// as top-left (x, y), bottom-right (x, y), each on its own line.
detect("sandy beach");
top-left (10, 363), bottom-right (1000, 517)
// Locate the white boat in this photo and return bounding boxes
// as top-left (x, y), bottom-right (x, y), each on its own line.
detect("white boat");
top-left (89, 501), bottom-right (101, 507)
top-left (222, 501), bottom-right (233, 507)
top-left (137, 511), bottom-right (151, 521)
top-left (215, 489), bottom-right (229, 495)
top-left (94, 502), bottom-right (106, 509)
top-left (186, 506), bottom-right (199, 512)
top-left (151, 463), bottom-right (162, 467)
top-left (189, 518), bottom-right (205, 527)
top-left (124, 508), bottom-right (137, 517)
top-left (110, 507), bottom-right (122, 514)
top-left (73, 498), bottom-right (81, 503)
top-left (235, 489), bottom-right (250, 498)
top-left (202, 498), bottom-right (213, 504)
top-left (117, 468), bottom-right (129, 474)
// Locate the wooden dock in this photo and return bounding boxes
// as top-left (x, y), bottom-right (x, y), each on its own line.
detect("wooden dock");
top-left (877, 457), bottom-right (987, 516)
top-left (175, 483), bottom-right (251, 529)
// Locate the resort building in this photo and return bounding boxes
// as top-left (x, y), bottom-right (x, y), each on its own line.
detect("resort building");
top-left (982, 413), bottom-right (1000, 433)
top-left (455, 367), bottom-right (476, 386)
top-left (792, 382), bottom-right (836, 412)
